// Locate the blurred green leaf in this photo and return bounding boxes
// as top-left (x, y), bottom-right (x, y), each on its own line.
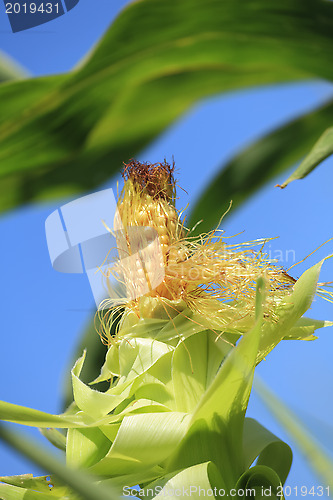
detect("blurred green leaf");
top-left (66, 427), bottom-right (111, 468)
top-left (0, 424), bottom-right (120, 500)
top-left (255, 378), bottom-right (333, 495)
top-left (172, 331), bottom-right (232, 413)
top-left (0, 50), bottom-right (28, 82)
top-left (63, 316), bottom-right (109, 410)
top-left (279, 126), bottom-right (333, 188)
top-left (188, 99), bottom-right (333, 232)
top-left (1, 0), bottom-right (333, 212)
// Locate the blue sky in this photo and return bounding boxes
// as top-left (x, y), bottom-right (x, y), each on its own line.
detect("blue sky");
top-left (0, 0), bottom-right (333, 492)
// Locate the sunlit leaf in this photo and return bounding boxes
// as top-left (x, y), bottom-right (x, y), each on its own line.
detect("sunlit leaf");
top-left (168, 312), bottom-right (263, 486)
top-left (66, 427), bottom-right (111, 468)
top-left (243, 418), bottom-right (292, 485)
top-left (235, 465), bottom-right (283, 500)
top-left (172, 331), bottom-right (231, 413)
top-left (256, 260), bottom-right (324, 363)
top-left (144, 462), bottom-right (226, 499)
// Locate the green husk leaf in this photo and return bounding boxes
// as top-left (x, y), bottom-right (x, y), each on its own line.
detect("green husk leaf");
top-left (172, 331), bottom-right (232, 413)
top-left (39, 428), bottom-right (66, 451)
top-left (235, 465), bottom-right (283, 499)
top-left (66, 427), bottom-right (111, 468)
top-left (143, 461), bottom-right (226, 499)
top-left (89, 412), bottom-right (191, 476)
top-left (94, 336), bottom-right (173, 383)
top-left (71, 351), bottom-right (129, 418)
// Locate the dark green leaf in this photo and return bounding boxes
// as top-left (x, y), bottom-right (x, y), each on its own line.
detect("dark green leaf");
top-left (1, 0), bottom-right (333, 212)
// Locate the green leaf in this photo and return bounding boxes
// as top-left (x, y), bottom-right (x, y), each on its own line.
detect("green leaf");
top-left (66, 427), bottom-right (111, 468)
top-left (191, 320), bottom-right (262, 427)
top-left (235, 465), bottom-right (283, 500)
top-left (1, 0), bottom-right (333, 212)
top-left (243, 418), bottom-right (292, 485)
top-left (0, 424), bottom-right (120, 500)
top-left (89, 412), bottom-right (191, 476)
top-left (71, 351), bottom-right (128, 419)
top-left (188, 99), bottom-right (333, 232)
top-left (144, 461), bottom-right (226, 499)
top-left (172, 331), bottom-right (232, 413)
top-left (132, 354), bottom-right (176, 410)
top-left (62, 316), bottom-right (109, 411)
top-left (0, 399), bottom-right (89, 428)
top-left (279, 127), bottom-right (333, 188)
top-left (255, 378), bottom-right (333, 495)
top-left (168, 314), bottom-right (263, 486)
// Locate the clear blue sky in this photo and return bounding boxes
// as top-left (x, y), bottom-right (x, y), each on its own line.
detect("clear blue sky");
top-left (0, 0), bottom-right (333, 492)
